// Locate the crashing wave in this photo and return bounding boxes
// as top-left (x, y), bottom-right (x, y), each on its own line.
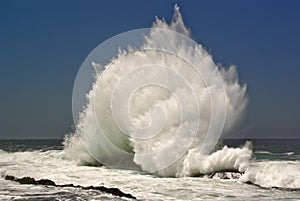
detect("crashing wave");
top-left (64, 4), bottom-right (248, 177)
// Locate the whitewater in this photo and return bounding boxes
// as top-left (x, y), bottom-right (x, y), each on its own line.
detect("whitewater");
top-left (1, 5), bottom-right (300, 201)
top-left (1, 139), bottom-right (300, 200)
top-left (65, 4), bottom-right (248, 176)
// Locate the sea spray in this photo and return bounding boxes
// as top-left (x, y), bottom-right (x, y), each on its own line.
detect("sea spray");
top-left (240, 161), bottom-right (300, 189)
top-left (179, 141), bottom-right (252, 177)
top-left (64, 5), bottom-right (248, 176)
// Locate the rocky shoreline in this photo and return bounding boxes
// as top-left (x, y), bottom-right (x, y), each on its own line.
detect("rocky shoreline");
top-left (4, 171), bottom-right (299, 199)
top-left (4, 175), bottom-right (136, 199)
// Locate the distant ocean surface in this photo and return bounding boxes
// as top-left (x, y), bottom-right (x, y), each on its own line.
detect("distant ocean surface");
top-left (0, 139), bottom-right (299, 201)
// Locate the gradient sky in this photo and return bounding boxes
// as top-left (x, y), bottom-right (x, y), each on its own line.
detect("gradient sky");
top-left (0, 1), bottom-right (299, 139)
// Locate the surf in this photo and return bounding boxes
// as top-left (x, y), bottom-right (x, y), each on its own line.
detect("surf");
top-left (64, 4), bottom-right (248, 177)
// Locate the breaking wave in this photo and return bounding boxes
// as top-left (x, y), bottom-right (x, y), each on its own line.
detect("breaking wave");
top-left (64, 5), bottom-right (248, 176)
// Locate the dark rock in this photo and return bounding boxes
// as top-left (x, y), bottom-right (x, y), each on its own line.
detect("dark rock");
top-left (16, 177), bottom-right (37, 185)
top-left (4, 175), bottom-right (136, 199)
top-left (37, 179), bottom-right (56, 186)
top-left (205, 172), bottom-right (242, 180)
top-left (81, 185), bottom-right (136, 199)
top-left (60, 183), bottom-right (75, 188)
top-left (4, 175), bottom-right (15, 181)
top-left (245, 181), bottom-right (254, 185)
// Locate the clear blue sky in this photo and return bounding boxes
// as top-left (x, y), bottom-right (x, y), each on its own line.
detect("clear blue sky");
top-left (0, 1), bottom-right (299, 139)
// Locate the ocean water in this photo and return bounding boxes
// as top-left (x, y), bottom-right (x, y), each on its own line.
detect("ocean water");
top-left (2, 5), bottom-right (300, 201)
top-left (0, 139), bottom-right (299, 201)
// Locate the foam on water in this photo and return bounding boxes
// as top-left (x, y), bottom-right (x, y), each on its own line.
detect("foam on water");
top-left (255, 150), bottom-right (295, 156)
top-left (241, 161), bottom-right (300, 189)
top-left (1, 147), bottom-right (300, 200)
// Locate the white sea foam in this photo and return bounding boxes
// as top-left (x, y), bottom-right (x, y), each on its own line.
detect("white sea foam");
top-left (179, 142), bottom-right (252, 177)
top-left (240, 161), bottom-right (300, 189)
top-left (255, 150), bottom-right (295, 156)
top-left (1, 149), bottom-right (300, 201)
